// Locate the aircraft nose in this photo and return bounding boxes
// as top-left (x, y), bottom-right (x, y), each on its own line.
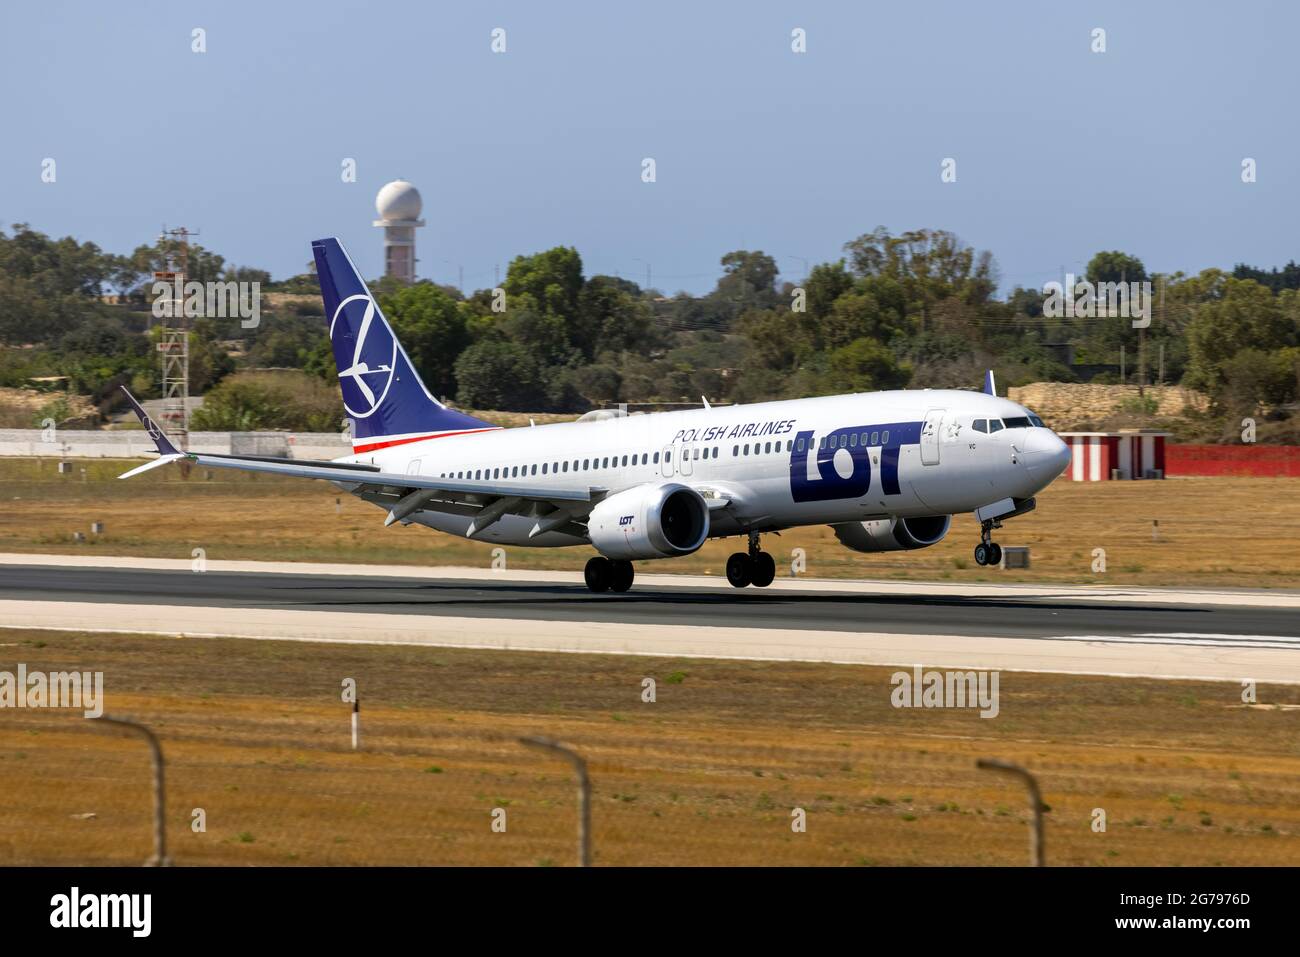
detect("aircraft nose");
top-left (1023, 430), bottom-right (1070, 479)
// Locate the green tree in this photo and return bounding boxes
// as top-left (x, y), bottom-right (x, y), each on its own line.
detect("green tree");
top-left (825, 338), bottom-right (911, 393)
top-left (379, 282), bottom-right (471, 398)
top-left (1086, 250), bottom-right (1147, 285)
top-left (453, 339), bottom-right (548, 410)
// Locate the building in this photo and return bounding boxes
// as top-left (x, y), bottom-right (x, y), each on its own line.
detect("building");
top-left (373, 179), bottom-right (425, 283)
top-left (1060, 430), bottom-right (1170, 481)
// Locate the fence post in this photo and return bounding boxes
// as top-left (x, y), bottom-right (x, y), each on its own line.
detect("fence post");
top-left (976, 758), bottom-right (1044, 866)
top-left (88, 716), bottom-right (171, 866)
top-left (519, 736), bottom-right (591, 867)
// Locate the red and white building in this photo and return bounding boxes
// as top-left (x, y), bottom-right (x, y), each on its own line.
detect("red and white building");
top-left (1060, 431), bottom-right (1170, 481)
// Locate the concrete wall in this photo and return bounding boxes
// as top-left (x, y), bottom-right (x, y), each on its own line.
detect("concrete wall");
top-left (0, 430), bottom-right (353, 461)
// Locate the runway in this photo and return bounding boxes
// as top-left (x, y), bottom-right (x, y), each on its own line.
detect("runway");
top-left (2, 554), bottom-right (1299, 682)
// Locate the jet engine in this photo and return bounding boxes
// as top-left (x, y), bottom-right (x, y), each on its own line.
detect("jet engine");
top-left (832, 515), bottom-right (951, 553)
top-left (587, 483), bottom-right (710, 560)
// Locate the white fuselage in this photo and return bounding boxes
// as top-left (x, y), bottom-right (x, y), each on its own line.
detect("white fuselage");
top-left (346, 389), bottom-right (1070, 550)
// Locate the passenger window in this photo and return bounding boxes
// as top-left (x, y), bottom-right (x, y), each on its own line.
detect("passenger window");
top-left (743, 444), bottom-right (750, 454)
top-left (818, 436), bottom-right (826, 450)
top-left (870, 431), bottom-right (878, 445)
top-left (665, 451), bottom-right (672, 462)
top-left (562, 462), bottom-right (569, 472)
top-left (796, 438), bottom-right (804, 452)
top-left (733, 445), bottom-right (739, 456)
top-left (850, 434), bottom-right (858, 448)
top-left (989, 420), bottom-right (1003, 433)
top-left (786, 440), bottom-right (793, 452)
top-left (653, 452), bottom-right (660, 464)
top-left (542, 463), bottom-right (548, 474)
top-left (882, 430), bottom-right (889, 444)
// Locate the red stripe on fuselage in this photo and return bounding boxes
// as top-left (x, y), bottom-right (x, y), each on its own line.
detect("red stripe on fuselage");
top-left (352, 427), bottom-right (501, 454)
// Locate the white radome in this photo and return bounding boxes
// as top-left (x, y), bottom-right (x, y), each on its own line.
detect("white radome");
top-left (375, 180), bottom-right (423, 221)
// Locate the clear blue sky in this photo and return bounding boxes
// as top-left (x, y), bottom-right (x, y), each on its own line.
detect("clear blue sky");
top-left (2, 0), bottom-right (1295, 294)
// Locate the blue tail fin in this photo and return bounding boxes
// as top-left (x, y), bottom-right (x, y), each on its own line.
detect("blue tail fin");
top-left (312, 237), bottom-right (496, 453)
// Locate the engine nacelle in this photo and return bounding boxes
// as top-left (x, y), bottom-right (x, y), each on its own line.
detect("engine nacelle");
top-left (587, 483), bottom-right (710, 560)
top-left (832, 515), bottom-right (951, 553)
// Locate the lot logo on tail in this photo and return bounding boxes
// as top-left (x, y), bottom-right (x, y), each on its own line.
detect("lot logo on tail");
top-left (330, 294), bottom-right (397, 419)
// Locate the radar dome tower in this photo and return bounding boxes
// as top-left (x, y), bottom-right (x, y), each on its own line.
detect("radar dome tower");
top-left (373, 179), bottom-right (425, 283)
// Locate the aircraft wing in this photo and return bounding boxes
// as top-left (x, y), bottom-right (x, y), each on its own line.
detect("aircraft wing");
top-left (117, 388), bottom-right (597, 534)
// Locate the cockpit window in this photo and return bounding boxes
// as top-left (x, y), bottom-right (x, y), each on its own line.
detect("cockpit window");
top-left (1002, 416), bottom-right (1031, 429)
top-left (973, 419), bottom-right (988, 433)
top-left (988, 419), bottom-right (1004, 433)
top-left (1029, 414), bottom-right (1045, 427)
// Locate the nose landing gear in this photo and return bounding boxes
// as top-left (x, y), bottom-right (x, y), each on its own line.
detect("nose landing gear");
top-left (973, 520), bottom-right (1003, 567)
top-left (727, 533), bottom-right (777, 588)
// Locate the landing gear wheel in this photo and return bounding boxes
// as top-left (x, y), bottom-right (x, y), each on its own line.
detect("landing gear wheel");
top-left (609, 559), bottom-right (635, 593)
top-left (749, 551), bottom-right (776, 588)
top-left (726, 552), bottom-right (752, 588)
top-left (986, 543), bottom-right (1003, 567)
top-left (584, 556), bottom-right (612, 592)
top-left (973, 543), bottom-right (990, 567)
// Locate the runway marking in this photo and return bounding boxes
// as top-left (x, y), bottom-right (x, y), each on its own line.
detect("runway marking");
top-left (1053, 633), bottom-right (1300, 650)
top-left (2, 600), bottom-right (1298, 685)
top-left (4, 552), bottom-right (1300, 608)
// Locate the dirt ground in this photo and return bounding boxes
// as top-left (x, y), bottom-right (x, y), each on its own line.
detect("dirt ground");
top-left (1, 629), bottom-right (1297, 866)
top-left (1, 458), bottom-right (1298, 589)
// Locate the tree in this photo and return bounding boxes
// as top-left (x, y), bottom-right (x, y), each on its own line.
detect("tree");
top-left (715, 251), bottom-right (779, 310)
top-left (379, 282), bottom-right (470, 398)
top-left (504, 247), bottom-right (584, 325)
top-left (804, 261), bottom-right (854, 320)
top-left (825, 338), bottom-right (911, 393)
top-left (1086, 250), bottom-right (1147, 285)
top-left (453, 339), bottom-right (548, 410)
top-left (1184, 278), bottom-right (1295, 399)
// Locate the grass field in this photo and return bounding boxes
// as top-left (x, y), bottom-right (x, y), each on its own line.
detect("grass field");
top-left (2, 628), bottom-right (1297, 866)
top-left (1, 458), bottom-right (1298, 589)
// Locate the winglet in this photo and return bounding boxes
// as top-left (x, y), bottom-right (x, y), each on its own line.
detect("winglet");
top-left (119, 386), bottom-right (181, 456)
top-left (982, 370), bottom-right (997, 397)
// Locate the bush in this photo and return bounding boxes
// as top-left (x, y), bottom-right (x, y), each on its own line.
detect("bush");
top-left (191, 370), bottom-right (343, 432)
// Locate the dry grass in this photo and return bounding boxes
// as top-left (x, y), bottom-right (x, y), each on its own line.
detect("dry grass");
top-left (1, 458), bottom-right (1298, 589)
top-left (1, 629), bottom-right (1297, 866)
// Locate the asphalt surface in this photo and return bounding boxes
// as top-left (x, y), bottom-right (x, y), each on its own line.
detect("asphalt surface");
top-left (4, 563), bottom-right (1298, 645)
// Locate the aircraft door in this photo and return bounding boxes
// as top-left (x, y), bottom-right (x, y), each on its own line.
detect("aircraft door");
top-left (920, 409), bottom-right (945, 466)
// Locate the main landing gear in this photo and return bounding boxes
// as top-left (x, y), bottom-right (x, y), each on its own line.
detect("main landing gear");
top-left (584, 556), bottom-right (635, 593)
top-left (726, 533), bottom-right (776, 588)
top-left (973, 519), bottom-right (1003, 567)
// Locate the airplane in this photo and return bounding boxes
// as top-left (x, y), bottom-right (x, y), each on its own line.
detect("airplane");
top-left (119, 236), bottom-right (1071, 593)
